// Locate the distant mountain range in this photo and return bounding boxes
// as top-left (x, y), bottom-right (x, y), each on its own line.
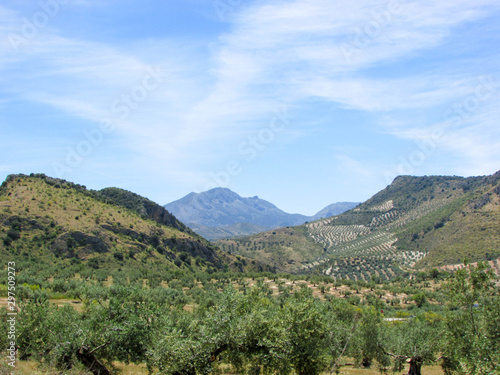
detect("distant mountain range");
top-left (164, 188), bottom-right (358, 240)
top-left (309, 202), bottom-right (362, 221)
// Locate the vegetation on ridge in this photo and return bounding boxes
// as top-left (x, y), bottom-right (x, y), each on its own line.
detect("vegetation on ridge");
top-left (217, 171), bottom-right (500, 278)
top-left (0, 174), bottom-right (268, 280)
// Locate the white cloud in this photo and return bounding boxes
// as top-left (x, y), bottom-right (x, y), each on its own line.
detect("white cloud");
top-left (198, 0), bottom-right (500, 177)
top-left (1, 0), bottom-right (499, 194)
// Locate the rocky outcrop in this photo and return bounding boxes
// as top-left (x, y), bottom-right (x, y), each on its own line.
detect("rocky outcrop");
top-left (50, 231), bottom-right (109, 258)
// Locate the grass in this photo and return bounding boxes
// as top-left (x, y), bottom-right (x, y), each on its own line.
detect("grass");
top-left (337, 364), bottom-right (444, 375)
top-left (0, 177), bottom-right (186, 240)
top-left (1, 360), bottom-right (88, 374)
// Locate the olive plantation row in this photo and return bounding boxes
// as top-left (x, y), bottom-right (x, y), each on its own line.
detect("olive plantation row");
top-left (1, 262), bottom-right (498, 375)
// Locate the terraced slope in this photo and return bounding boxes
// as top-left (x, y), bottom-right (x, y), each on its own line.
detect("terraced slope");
top-left (217, 171), bottom-right (500, 278)
top-left (216, 226), bottom-right (324, 271)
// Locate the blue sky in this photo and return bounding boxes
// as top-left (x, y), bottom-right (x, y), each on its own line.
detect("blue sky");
top-left (1, 0), bottom-right (500, 215)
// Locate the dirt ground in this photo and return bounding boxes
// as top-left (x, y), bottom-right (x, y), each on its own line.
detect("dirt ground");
top-left (2, 357), bottom-right (446, 375)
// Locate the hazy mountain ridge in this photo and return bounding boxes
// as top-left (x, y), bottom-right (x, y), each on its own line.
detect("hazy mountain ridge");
top-left (164, 188), bottom-right (358, 240)
top-left (189, 222), bottom-right (271, 241)
top-left (216, 171), bottom-right (500, 277)
top-left (310, 202), bottom-right (360, 221)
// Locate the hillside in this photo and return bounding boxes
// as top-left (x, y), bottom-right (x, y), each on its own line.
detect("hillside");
top-left (189, 222), bottom-right (271, 240)
top-left (164, 188), bottom-right (357, 240)
top-left (0, 174), bottom-right (267, 282)
top-left (217, 225), bottom-right (325, 270)
top-left (216, 171), bottom-right (500, 277)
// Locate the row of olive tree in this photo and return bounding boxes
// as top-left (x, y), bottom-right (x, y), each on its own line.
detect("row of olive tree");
top-left (3, 283), bottom-right (359, 374)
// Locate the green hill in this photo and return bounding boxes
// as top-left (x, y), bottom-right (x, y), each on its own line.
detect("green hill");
top-left (216, 171), bottom-right (500, 278)
top-left (216, 225), bottom-right (324, 270)
top-left (0, 174), bottom-right (266, 284)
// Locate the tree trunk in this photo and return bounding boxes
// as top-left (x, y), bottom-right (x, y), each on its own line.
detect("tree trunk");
top-left (407, 356), bottom-right (423, 375)
top-left (361, 357), bottom-right (372, 368)
top-left (76, 346), bottom-right (110, 375)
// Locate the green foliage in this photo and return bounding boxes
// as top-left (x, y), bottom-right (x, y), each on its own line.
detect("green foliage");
top-left (219, 171), bottom-right (500, 275)
top-left (0, 307), bottom-right (11, 353)
top-left (148, 285), bottom-right (352, 375)
top-left (383, 316), bottom-right (445, 372)
top-left (2, 173), bottom-right (500, 374)
top-left (0, 174), bottom-right (262, 283)
top-left (0, 264), bottom-right (498, 375)
top-left (442, 262), bottom-right (500, 374)
top-left (16, 300), bottom-right (79, 366)
top-left (412, 292), bottom-right (427, 308)
top-left (349, 306), bottom-right (385, 368)
top-left (96, 186), bottom-right (190, 233)
top-left (6, 229), bottom-right (21, 241)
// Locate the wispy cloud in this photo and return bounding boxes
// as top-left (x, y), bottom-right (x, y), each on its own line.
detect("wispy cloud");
top-left (199, 0), bottom-right (500, 177)
top-left (0, 0), bottom-right (499, 209)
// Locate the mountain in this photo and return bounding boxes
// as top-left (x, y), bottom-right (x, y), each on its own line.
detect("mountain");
top-left (188, 222), bottom-right (271, 241)
top-left (310, 202), bottom-right (359, 221)
top-left (164, 188), bottom-right (357, 240)
top-left (0, 174), bottom-right (268, 278)
top-left (164, 188), bottom-right (310, 239)
top-left (216, 171), bottom-right (500, 278)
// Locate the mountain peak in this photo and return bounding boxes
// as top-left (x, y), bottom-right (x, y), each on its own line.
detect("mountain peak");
top-left (165, 188), bottom-right (357, 240)
top-left (205, 187), bottom-right (234, 194)
top-left (164, 188), bottom-right (309, 238)
top-left (202, 187), bottom-right (240, 200)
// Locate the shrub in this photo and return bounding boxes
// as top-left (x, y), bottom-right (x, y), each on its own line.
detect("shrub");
top-left (6, 229), bottom-right (20, 241)
top-left (113, 252), bottom-right (124, 261)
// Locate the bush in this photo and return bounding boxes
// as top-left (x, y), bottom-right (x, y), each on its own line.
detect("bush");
top-left (113, 252), bottom-right (124, 261)
top-left (6, 229), bottom-right (20, 241)
top-left (412, 293), bottom-right (427, 308)
top-left (88, 258), bottom-right (99, 269)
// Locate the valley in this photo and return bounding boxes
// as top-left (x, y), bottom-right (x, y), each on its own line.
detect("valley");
top-left (1, 171), bottom-right (499, 375)
top-left (3, 1), bottom-right (500, 373)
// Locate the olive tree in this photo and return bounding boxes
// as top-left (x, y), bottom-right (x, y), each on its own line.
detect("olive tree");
top-left (148, 285), bottom-right (351, 375)
top-left (381, 314), bottom-right (445, 375)
top-left (441, 262), bottom-right (500, 374)
top-left (348, 306), bottom-right (387, 369)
